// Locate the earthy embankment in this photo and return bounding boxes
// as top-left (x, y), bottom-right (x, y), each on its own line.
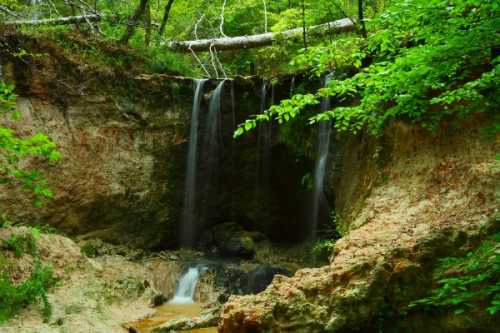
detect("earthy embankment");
top-left (220, 117), bottom-right (499, 332)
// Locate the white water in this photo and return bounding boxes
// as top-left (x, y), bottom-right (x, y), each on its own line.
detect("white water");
top-left (181, 79), bottom-right (207, 247)
top-left (257, 81), bottom-right (272, 202)
top-left (169, 267), bottom-right (200, 304)
top-left (310, 73), bottom-right (334, 240)
top-left (198, 80), bottom-right (225, 228)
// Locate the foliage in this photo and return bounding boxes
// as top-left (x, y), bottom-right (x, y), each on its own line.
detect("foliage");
top-left (0, 226), bottom-right (57, 322)
top-left (1, 0), bottom-right (383, 77)
top-left (235, 0), bottom-right (500, 138)
top-left (2, 233), bottom-right (37, 258)
top-left (312, 211), bottom-right (342, 262)
top-left (0, 81), bottom-right (60, 208)
top-left (312, 239), bottom-right (335, 262)
top-left (409, 233), bottom-right (500, 316)
top-left (0, 261), bottom-right (56, 323)
top-left (80, 242), bottom-right (99, 258)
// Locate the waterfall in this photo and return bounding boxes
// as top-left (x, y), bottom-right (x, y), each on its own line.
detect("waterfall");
top-left (257, 81), bottom-right (272, 204)
top-left (169, 267), bottom-right (200, 304)
top-left (310, 74), bottom-right (334, 241)
top-left (199, 80), bottom-right (225, 228)
top-left (290, 76), bottom-right (296, 97)
top-left (181, 79), bottom-right (207, 247)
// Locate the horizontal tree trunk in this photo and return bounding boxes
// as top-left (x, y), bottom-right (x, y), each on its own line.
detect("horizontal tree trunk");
top-left (2, 15), bottom-right (356, 52)
top-left (166, 18), bottom-right (356, 52)
top-left (3, 14), bottom-right (105, 26)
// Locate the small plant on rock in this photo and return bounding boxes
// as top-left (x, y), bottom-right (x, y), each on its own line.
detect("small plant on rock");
top-left (0, 261), bottom-right (56, 323)
top-left (409, 233), bottom-right (500, 316)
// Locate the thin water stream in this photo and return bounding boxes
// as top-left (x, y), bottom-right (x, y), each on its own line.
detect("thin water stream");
top-left (310, 74), bottom-right (334, 241)
top-left (181, 79), bottom-right (207, 247)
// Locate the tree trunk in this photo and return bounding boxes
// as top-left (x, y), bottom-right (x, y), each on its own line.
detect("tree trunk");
top-left (144, 1), bottom-right (151, 46)
top-left (3, 14), bottom-right (104, 26)
top-left (158, 0), bottom-right (175, 39)
top-left (120, 0), bottom-right (149, 45)
top-left (166, 18), bottom-right (355, 52)
top-left (301, 0), bottom-right (307, 49)
top-left (358, 0), bottom-right (367, 38)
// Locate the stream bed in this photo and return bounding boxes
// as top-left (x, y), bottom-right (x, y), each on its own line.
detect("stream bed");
top-left (127, 303), bottom-right (217, 333)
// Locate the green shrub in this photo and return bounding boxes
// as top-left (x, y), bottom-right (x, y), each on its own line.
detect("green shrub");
top-left (80, 242), bottom-right (99, 258)
top-left (312, 239), bottom-right (335, 262)
top-left (2, 234), bottom-right (37, 258)
top-left (409, 233), bottom-right (500, 316)
top-left (0, 261), bottom-right (56, 323)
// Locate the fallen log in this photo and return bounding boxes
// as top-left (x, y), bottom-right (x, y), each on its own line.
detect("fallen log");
top-left (3, 14), bottom-right (105, 27)
top-left (166, 18), bottom-right (356, 52)
top-left (2, 15), bottom-right (356, 52)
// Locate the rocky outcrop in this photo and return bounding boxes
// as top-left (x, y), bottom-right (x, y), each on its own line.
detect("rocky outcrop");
top-left (0, 32), bottom-right (311, 248)
top-left (219, 117), bottom-right (499, 332)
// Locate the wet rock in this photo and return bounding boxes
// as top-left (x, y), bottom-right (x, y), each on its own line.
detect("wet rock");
top-left (245, 266), bottom-right (291, 294)
top-left (152, 312), bottom-right (218, 333)
top-left (211, 223), bottom-right (259, 258)
top-left (151, 293), bottom-right (168, 307)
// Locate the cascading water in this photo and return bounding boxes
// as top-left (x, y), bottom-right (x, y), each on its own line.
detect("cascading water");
top-left (310, 74), bottom-right (334, 241)
top-left (169, 267), bottom-right (200, 304)
top-left (290, 76), bottom-right (296, 97)
top-left (181, 79), bottom-right (207, 247)
top-left (200, 80), bottom-right (225, 227)
top-left (257, 81), bottom-right (272, 204)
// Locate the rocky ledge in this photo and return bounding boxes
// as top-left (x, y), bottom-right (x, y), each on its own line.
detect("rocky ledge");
top-left (219, 118), bottom-right (500, 332)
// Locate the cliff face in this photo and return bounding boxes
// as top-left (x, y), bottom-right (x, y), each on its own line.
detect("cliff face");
top-left (220, 117), bottom-right (499, 332)
top-left (0, 33), bottom-right (311, 248)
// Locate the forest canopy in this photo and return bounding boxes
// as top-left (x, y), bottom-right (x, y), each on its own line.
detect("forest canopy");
top-left (1, 0), bottom-right (499, 136)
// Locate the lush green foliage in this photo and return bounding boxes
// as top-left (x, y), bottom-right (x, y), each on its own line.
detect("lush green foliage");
top-left (0, 82), bottom-right (60, 208)
top-left (235, 0), bottom-right (500, 137)
top-left (1, 0), bottom-right (381, 77)
top-left (0, 261), bottom-right (56, 323)
top-left (0, 226), bottom-right (56, 323)
top-left (409, 232), bottom-right (500, 316)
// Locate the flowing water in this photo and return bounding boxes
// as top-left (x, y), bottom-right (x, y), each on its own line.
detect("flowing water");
top-left (170, 267), bottom-right (201, 304)
top-left (199, 80), bottom-right (225, 228)
top-left (127, 267), bottom-right (217, 333)
top-left (181, 79), bottom-right (207, 247)
top-left (257, 81), bottom-right (272, 206)
top-left (310, 74), bottom-right (334, 241)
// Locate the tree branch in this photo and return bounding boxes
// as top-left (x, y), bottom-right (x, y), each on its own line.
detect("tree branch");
top-left (3, 14), bottom-right (104, 26)
top-left (120, 0), bottom-right (149, 45)
top-left (158, 0), bottom-right (175, 39)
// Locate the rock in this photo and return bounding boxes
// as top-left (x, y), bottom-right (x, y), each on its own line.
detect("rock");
top-left (151, 294), bottom-right (168, 307)
top-left (211, 223), bottom-right (258, 258)
top-left (128, 326), bottom-right (140, 333)
top-left (152, 312), bottom-right (218, 333)
top-left (219, 118), bottom-right (500, 332)
top-left (245, 266), bottom-right (291, 294)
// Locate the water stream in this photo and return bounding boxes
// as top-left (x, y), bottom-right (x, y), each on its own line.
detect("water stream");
top-left (310, 74), bottom-right (334, 241)
top-left (257, 81), bottom-right (272, 207)
top-left (199, 80), bottom-right (225, 229)
top-left (169, 267), bottom-right (201, 304)
top-left (181, 79), bottom-right (207, 247)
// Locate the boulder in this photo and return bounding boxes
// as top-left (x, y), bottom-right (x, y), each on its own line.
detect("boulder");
top-left (211, 223), bottom-right (259, 258)
top-left (245, 266), bottom-right (291, 294)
